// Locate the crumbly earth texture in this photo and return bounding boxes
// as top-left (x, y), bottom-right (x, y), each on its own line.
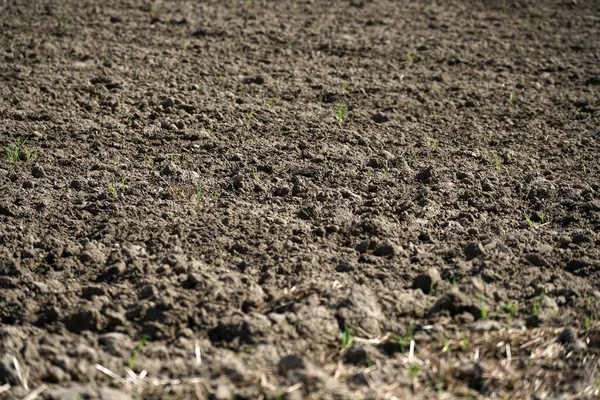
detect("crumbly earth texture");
top-left (1, 0), bottom-right (599, 399)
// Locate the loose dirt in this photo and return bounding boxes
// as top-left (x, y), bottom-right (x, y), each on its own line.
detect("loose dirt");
top-left (1, 0), bottom-right (599, 399)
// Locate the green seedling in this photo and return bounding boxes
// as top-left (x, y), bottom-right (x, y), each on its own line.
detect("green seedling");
top-left (394, 335), bottom-right (408, 353)
top-left (451, 276), bottom-right (457, 286)
top-left (252, 168), bottom-right (261, 182)
top-left (502, 302), bottom-right (518, 317)
top-left (406, 51), bottom-right (414, 63)
top-left (247, 111), bottom-right (257, 128)
top-left (460, 333), bottom-right (468, 351)
top-left (339, 325), bottom-right (355, 348)
top-left (408, 365), bottom-right (419, 378)
top-left (502, 302), bottom-right (518, 325)
top-left (107, 184), bottom-right (117, 195)
top-left (477, 295), bottom-right (487, 320)
top-left (525, 215), bottom-right (534, 228)
top-left (267, 97), bottom-right (281, 107)
top-left (442, 339), bottom-right (451, 353)
top-left (585, 318), bottom-right (590, 330)
top-left (509, 91), bottom-right (515, 105)
top-left (480, 305), bottom-right (488, 320)
top-left (395, 325), bottom-right (416, 353)
top-left (5, 137), bottom-right (36, 162)
top-left (582, 162), bottom-right (587, 176)
top-left (336, 104), bottom-right (345, 124)
top-left (433, 112), bottom-right (438, 122)
top-left (581, 221), bottom-right (586, 229)
top-left (120, 178), bottom-right (126, 187)
top-left (128, 335), bottom-right (148, 369)
top-left (540, 213), bottom-right (545, 224)
top-left (341, 81), bottom-right (349, 92)
top-left (532, 290), bottom-right (548, 315)
top-left (147, 156), bottom-right (153, 165)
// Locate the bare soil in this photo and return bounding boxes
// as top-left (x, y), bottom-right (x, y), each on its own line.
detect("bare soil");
top-left (1, 0), bottom-right (599, 399)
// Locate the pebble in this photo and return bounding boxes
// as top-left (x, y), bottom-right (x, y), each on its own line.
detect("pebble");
top-left (22, 180), bottom-right (34, 189)
top-left (232, 174), bottom-right (244, 189)
top-left (556, 327), bottom-right (587, 353)
top-left (278, 354), bottom-right (307, 375)
top-left (162, 97), bottom-right (175, 110)
top-left (371, 112), bottom-right (389, 123)
top-left (31, 165), bottom-right (45, 178)
top-left (70, 180), bottom-right (83, 190)
top-left (373, 240), bottom-right (396, 257)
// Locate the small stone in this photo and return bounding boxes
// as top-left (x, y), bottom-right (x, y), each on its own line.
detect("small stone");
top-left (70, 180), bottom-right (83, 190)
top-left (232, 174), bottom-right (244, 190)
top-left (412, 267), bottom-right (441, 294)
top-left (31, 165), bottom-right (45, 178)
top-left (278, 355), bottom-right (307, 375)
top-left (355, 239), bottom-right (370, 254)
top-left (371, 113), bottom-right (389, 123)
top-left (416, 166), bottom-right (433, 184)
top-left (556, 327), bottom-right (587, 353)
top-left (243, 75), bottom-right (264, 85)
top-left (162, 97), bottom-right (175, 110)
top-left (373, 240), bottom-right (396, 257)
top-left (464, 241), bottom-right (485, 261)
top-left (22, 180), bottom-right (34, 189)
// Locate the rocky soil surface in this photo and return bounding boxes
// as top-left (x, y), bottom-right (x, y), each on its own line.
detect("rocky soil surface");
top-left (1, 0), bottom-right (599, 399)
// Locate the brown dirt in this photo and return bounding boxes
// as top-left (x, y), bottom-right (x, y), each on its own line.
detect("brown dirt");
top-left (1, 0), bottom-right (599, 399)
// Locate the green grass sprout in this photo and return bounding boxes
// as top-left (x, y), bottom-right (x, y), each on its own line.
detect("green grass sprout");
top-left (128, 335), bottom-right (148, 369)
